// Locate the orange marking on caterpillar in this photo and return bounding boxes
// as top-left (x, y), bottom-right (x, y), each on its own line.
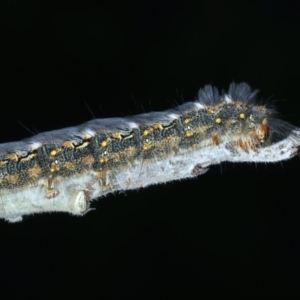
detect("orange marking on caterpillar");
top-left (7, 153), bottom-right (18, 161)
top-left (212, 132), bottom-right (220, 146)
top-left (112, 132), bottom-right (122, 139)
top-left (63, 141), bottom-right (74, 148)
top-left (153, 123), bottom-right (164, 130)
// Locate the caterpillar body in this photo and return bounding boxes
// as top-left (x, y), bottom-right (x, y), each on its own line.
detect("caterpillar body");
top-left (0, 82), bottom-right (299, 222)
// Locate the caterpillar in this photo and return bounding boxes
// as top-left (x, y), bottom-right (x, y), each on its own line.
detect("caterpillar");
top-left (0, 82), bottom-right (299, 222)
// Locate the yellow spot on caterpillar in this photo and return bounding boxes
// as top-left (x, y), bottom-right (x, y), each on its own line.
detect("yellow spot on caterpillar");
top-left (262, 118), bottom-right (268, 125)
top-left (100, 157), bottom-right (109, 163)
top-left (248, 131), bottom-right (254, 135)
top-left (184, 118), bottom-right (192, 124)
top-left (50, 166), bottom-right (60, 172)
top-left (143, 128), bottom-right (152, 136)
top-left (143, 144), bottom-right (152, 150)
top-left (236, 130), bottom-right (242, 134)
top-left (50, 160), bottom-right (60, 172)
top-left (143, 138), bottom-right (152, 150)
top-left (185, 131), bottom-right (194, 137)
top-left (101, 139), bottom-right (110, 148)
top-left (215, 118), bottom-right (222, 124)
top-left (239, 113), bottom-right (245, 119)
top-left (208, 107), bottom-right (215, 113)
top-left (50, 150), bottom-right (58, 157)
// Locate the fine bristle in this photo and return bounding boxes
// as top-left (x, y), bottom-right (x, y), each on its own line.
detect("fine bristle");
top-left (197, 82), bottom-right (259, 105)
top-left (226, 82), bottom-right (259, 103)
top-left (197, 84), bottom-right (220, 105)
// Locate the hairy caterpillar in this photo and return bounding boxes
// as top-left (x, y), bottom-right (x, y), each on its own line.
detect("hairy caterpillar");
top-left (0, 82), bottom-right (299, 222)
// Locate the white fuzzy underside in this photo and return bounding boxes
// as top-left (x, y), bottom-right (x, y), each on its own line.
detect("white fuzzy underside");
top-left (0, 131), bottom-right (298, 223)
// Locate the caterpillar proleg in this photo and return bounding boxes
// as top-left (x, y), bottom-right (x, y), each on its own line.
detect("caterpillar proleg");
top-left (1, 82), bottom-right (299, 222)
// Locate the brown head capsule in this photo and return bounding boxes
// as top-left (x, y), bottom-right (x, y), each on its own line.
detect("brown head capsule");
top-left (253, 118), bottom-right (269, 142)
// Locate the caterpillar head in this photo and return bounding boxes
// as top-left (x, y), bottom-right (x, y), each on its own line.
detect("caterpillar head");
top-left (246, 105), bottom-right (270, 145)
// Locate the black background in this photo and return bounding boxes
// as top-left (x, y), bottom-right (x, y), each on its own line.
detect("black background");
top-left (0, 0), bottom-right (300, 296)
